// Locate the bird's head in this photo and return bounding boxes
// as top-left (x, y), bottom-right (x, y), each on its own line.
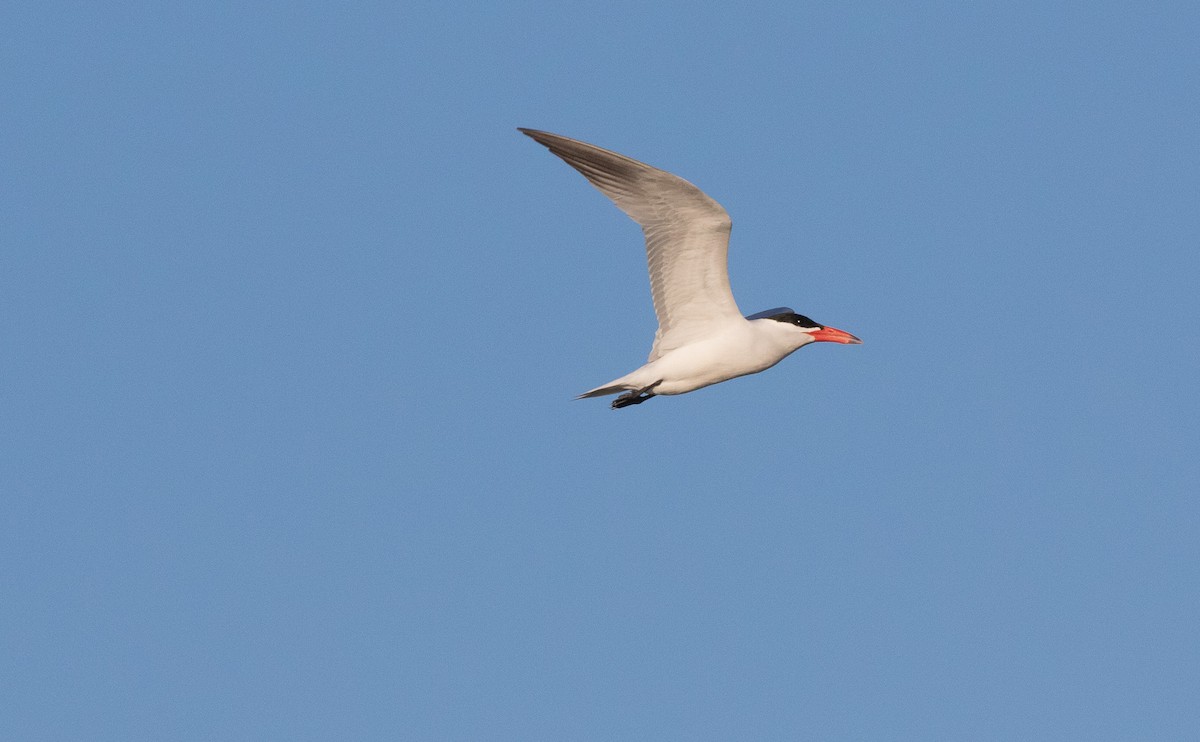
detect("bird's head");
top-left (746, 307), bottom-right (862, 348)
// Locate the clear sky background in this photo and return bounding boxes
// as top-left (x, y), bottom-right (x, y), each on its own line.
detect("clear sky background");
top-left (3, 2), bottom-right (1198, 740)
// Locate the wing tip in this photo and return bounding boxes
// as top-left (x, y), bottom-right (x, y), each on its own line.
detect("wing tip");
top-left (517, 127), bottom-right (553, 143)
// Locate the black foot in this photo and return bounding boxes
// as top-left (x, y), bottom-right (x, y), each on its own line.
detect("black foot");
top-left (612, 392), bottom-right (654, 409)
top-left (611, 383), bottom-right (661, 409)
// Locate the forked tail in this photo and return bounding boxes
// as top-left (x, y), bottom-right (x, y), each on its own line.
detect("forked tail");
top-left (577, 377), bottom-right (662, 409)
top-left (575, 382), bottom-right (630, 400)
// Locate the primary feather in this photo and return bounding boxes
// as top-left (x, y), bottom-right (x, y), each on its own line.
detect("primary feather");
top-left (518, 129), bottom-right (743, 361)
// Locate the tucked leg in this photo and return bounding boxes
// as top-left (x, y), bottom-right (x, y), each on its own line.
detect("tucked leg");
top-left (611, 382), bottom-right (661, 409)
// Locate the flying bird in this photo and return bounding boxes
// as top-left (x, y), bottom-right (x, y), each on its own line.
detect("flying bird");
top-left (520, 128), bottom-right (860, 409)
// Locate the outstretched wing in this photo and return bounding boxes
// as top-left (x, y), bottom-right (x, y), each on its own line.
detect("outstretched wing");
top-left (520, 129), bottom-right (743, 361)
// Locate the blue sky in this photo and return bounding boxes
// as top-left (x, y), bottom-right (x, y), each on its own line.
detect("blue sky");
top-left (3, 2), bottom-right (1198, 740)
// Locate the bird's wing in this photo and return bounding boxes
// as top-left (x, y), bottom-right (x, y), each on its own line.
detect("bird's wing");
top-left (520, 128), bottom-right (742, 362)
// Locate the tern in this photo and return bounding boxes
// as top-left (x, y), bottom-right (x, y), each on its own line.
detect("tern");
top-left (520, 128), bottom-right (861, 409)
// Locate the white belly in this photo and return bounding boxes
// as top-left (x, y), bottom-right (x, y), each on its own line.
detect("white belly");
top-left (640, 326), bottom-right (798, 395)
